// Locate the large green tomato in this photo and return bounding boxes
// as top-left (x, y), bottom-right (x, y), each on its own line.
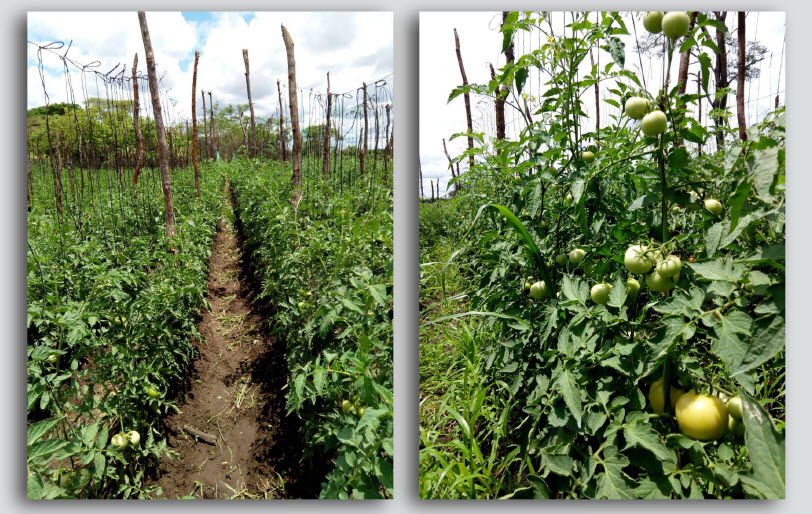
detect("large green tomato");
top-left (663, 12), bottom-right (691, 39)
top-left (581, 151), bottom-right (595, 163)
top-left (646, 269), bottom-right (678, 292)
top-left (555, 253), bottom-right (568, 266)
top-left (568, 248), bottom-right (586, 265)
top-left (704, 198), bottom-right (723, 216)
top-left (110, 433), bottom-right (129, 449)
top-left (675, 391), bottom-right (729, 441)
top-left (590, 283), bottom-right (613, 305)
top-left (643, 11), bottom-right (664, 34)
top-left (128, 430), bottom-right (141, 445)
top-left (624, 244), bottom-right (653, 274)
top-left (656, 254), bottom-right (682, 278)
top-left (727, 396), bottom-right (743, 420)
top-left (648, 377), bottom-right (683, 414)
top-left (641, 110), bottom-right (667, 136)
top-left (565, 193), bottom-right (574, 206)
top-left (341, 400), bottom-right (352, 413)
top-left (626, 278), bottom-right (641, 298)
top-left (530, 281), bottom-right (549, 300)
top-left (624, 96), bottom-right (650, 119)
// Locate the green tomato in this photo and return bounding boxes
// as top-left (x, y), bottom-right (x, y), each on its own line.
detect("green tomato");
top-left (583, 261), bottom-right (596, 275)
top-left (565, 193), bottom-right (574, 206)
top-left (655, 254), bottom-right (682, 278)
top-left (662, 11), bottom-right (691, 39)
top-left (641, 110), bottom-right (667, 136)
top-left (47, 354), bottom-right (58, 364)
top-left (626, 278), bottom-right (641, 298)
top-left (648, 377), bottom-right (683, 414)
top-left (646, 270), bottom-right (677, 292)
top-left (568, 248), bottom-right (586, 265)
top-left (704, 198), bottom-right (723, 216)
top-left (727, 396), bottom-right (743, 420)
top-left (643, 11), bottom-right (664, 34)
top-left (624, 96), bottom-right (650, 119)
top-left (624, 244), bottom-right (653, 275)
top-left (147, 387), bottom-right (160, 398)
top-left (590, 283), bottom-right (613, 305)
top-left (530, 281), bottom-right (549, 300)
top-left (675, 392), bottom-right (729, 441)
top-left (341, 400), bottom-right (351, 413)
top-left (128, 430), bottom-right (141, 445)
top-left (110, 433), bottom-right (129, 449)
top-left (524, 281), bottom-right (532, 291)
top-left (357, 407), bottom-right (366, 417)
top-left (671, 204), bottom-right (681, 213)
top-left (555, 253), bottom-right (568, 266)
top-left (728, 415), bottom-right (746, 437)
top-left (546, 166), bottom-right (559, 177)
top-left (743, 282), bottom-right (754, 292)
top-left (581, 151), bottom-right (595, 163)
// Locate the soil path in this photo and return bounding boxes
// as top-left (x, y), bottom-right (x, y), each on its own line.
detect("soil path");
top-left (150, 189), bottom-right (317, 499)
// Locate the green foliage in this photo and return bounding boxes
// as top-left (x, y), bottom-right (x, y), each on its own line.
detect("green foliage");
top-left (231, 159), bottom-right (393, 498)
top-left (27, 164), bottom-right (225, 498)
top-left (420, 11), bottom-right (785, 500)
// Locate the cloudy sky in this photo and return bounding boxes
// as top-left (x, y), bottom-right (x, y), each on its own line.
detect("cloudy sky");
top-left (420, 12), bottom-right (786, 197)
top-left (28, 11), bottom-right (393, 129)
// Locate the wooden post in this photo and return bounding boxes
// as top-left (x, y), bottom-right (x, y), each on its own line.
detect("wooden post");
top-left (736, 12), bottom-right (747, 140)
top-left (418, 158), bottom-right (424, 199)
top-left (191, 50), bottom-right (200, 197)
top-left (54, 131), bottom-right (64, 216)
top-left (454, 28), bottom-right (475, 174)
top-left (281, 25), bottom-right (302, 191)
top-left (277, 79), bottom-right (287, 161)
top-left (373, 91), bottom-right (380, 174)
top-left (359, 82), bottom-right (368, 177)
top-left (132, 53), bottom-right (146, 187)
top-left (201, 89), bottom-right (209, 160)
top-left (243, 49), bottom-right (258, 157)
top-left (590, 47), bottom-right (600, 146)
top-left (185, 120), bottom-right (190, 166)
top-left (138, 11), bottom-right (176, 238)
top-left (383, 103), bottom-right (391, 184)
top-left (208, 91), bottom-right (216, 158)
top-left (322, 71), bottom-right (332, 178)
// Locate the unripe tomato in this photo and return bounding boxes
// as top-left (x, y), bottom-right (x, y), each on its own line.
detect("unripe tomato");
top-left (47, 354), bottom-right (58, 364)
top-left (540, 220), bottom-right (551, 230)
top-left (128, 430), bottom-right (141, 445)
top-left (590, 283), bottom-right (613, 305)
top-left (728, 415), bottom-right (746, 437)
top-left (624, 96), bottom-right (650, 119)
top-left (147, 387), bottom-right (160, 398)
top-left (565, 193), bottom-right (574, 206)
top-left (743, 282), bottom-right (754, 292)
top-left (555, 253), bottom-right (568, 266)
top-left (583, 261), bottom-right (596, 275)
top-left (656, 254), bottom-right (682, 278)
top-left (624, 244), bottom-right (653, 274)
top-left (568, 248), bottom-right (586, 265)
top-left (671, 204), bottom-right (681, 213)
top-left (298, 301), bottom-right (307, 313)
top-left (524, 281), bottom-right (532, 291)
top-left (727, 396), bottom-right (743, 420)
top-left (648, 376), bottom-right (684, 414)
top-left (643, 11), bottom-right (664, 34)
top-left (546, 166), bottom-right (559, 177)
top-left (675, 391), bottom-right (729, 441)
top-left (581, 151), bottom-right (595, 163)
top-left (641, 110), bottom-right (667, 136)
top-left (530, 281), bottom-right (549, 300)
top-left (704, 198), bottom-right (723, 216)
top-left (663, 12), bottom-right (691, 39)
top-left (341, 400), bottom-right (351, 413)
top-left (646, 269), bottom-right (677, 292)
top-left (111, 433), bottom-right (129, 449)
top-left (357, 407), bottom-right (366, 417)
top-left (626, 278), bottom-right (641, 298)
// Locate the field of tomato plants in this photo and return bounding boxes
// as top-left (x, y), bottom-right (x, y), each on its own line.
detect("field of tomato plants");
top-left (27, 163), bottom-right (225, 498)
top-left (232, 158), bottom-right (393, 499)
top-left (420, 11), bottom-right (785, 499)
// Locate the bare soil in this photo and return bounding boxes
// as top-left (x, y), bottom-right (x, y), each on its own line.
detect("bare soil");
top-left (148, 192), bottom-right (320, 499)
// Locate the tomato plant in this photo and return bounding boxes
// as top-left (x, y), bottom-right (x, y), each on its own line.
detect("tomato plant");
top-left (420, 11), bottom-right (784, 500)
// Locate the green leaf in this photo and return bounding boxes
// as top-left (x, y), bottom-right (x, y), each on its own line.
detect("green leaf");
top-left (740, 393), bottom-right (785, 498)
top-left (27, 418), bottom-right (61, 446)
top-left (554, 368), bottom-right (582, 428)
top-left (732, 315), bottom-right (784, 378)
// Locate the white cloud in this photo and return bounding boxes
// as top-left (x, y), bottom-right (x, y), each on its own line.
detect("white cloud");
top-left (27, 11), bottom-right (394, 134)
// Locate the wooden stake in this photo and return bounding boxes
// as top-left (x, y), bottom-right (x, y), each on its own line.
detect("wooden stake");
top-left (277, 79), bottom-right (287, 161)
top-left (243, 49), bottom-right (258, 157)
top-left (454, 28), bottom-right (474, 174)
top-left (191, 50), bottom-right (200, 197)
top-left (281, 24), bottom-right (302, 194)
top-left (359, 82), bottom-right (368, 177)
top-left (322, 72), bottom-right (332, 178)
top-left (132, 53), bottom-right (145, 187)
top-left (138, 11), bottom-right (176, 238)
